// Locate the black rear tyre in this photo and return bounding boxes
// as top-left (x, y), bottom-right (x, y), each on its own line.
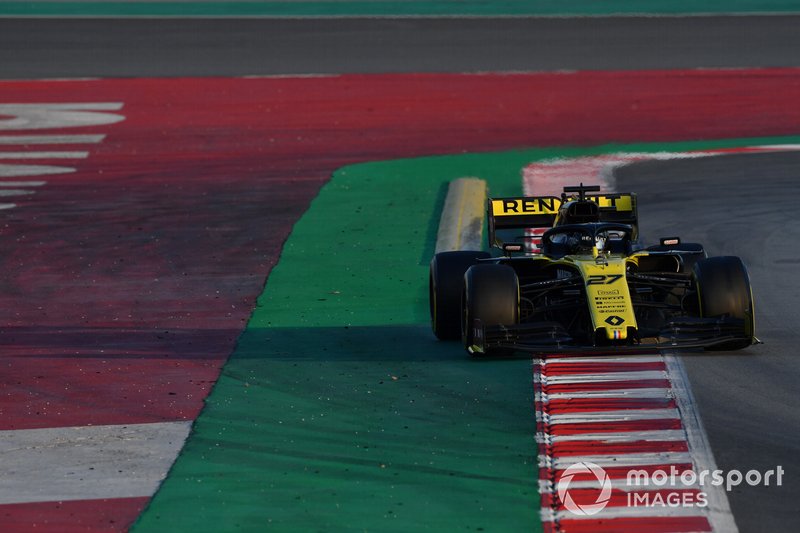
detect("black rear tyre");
top-left (693, 256), bottom-right (755, 350)
top-left (430, 251), bottom-right (491, 340)
top-left (462, 264), bottom-right (519, 356)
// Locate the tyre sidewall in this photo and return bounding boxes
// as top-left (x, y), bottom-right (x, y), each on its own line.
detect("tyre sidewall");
top-left (462, 263), bottom-right (519, 354)
top-left (693, 256), bottom-right (755, 349)
top-left (430, 251), bottom-right (490, 340)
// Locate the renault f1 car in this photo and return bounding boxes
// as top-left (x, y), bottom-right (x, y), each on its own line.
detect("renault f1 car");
top-left (429, 184), bottom-right (756, 355)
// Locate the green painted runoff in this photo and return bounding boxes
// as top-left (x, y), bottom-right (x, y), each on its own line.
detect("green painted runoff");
top-left (134, 150), bottom-right (542, 533)
top-left (134, 135), bottom-right (800, 532)
top-left (2, 1), bottom-right (800, 17)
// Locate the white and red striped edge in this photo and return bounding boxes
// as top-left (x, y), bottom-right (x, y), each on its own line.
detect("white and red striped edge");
top-left (534, 352), bottom-right (736, 533)
top-left (521, 145), bottom-right (800, 253)
top-left (521, 148), bottom-right (800, 533)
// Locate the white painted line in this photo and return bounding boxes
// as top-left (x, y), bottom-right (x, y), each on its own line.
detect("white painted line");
top-left (540, 451), bottom-right (693, 469)
top-left (0, 203), bottom-right (16, 210)
top-left (665, 352), bottom-right (738, 533)
top-left (0, 421), bottom-right (192, 504)
top-left (753, 144), bottom-right (800, 150)
top-left (536, 429), bottom-right (686, 443)
top-left (0, 78), bottom-right (101, 82)
top-left (0, 189), bottom-right (35, 197)
top-left (543, 388), bottom-right (673, 399)
top-left (540, 408), bottom-right (680, 425)
top-left (536, 370), bottom-right (668, 384)
top-left (0, 181), bottom-right (46, 187)
top-left (0, 135), bottom-right (105, 145)
top-left (0, 164), bottom-right (75, 177)
top-left (0, 151), bottom-right (89, 159)
top-left (0, 103), bottom-right (122, 111)
top-left (0, 103), bottom-right (124, 131)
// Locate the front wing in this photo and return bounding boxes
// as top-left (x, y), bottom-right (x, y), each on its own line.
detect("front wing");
top-left (469, 317), bottom-right (754, 354)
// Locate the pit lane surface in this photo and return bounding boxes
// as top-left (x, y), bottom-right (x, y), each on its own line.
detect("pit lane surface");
top-left (2, 14), bottom-right (799, 533)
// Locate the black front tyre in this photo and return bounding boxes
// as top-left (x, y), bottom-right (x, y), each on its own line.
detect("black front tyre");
top-left (430, 251), bottom-right (491, 340)
top-left (693, 256), bottom-right (755, 350)
top-left (462, 264), bottom-right (519, 356)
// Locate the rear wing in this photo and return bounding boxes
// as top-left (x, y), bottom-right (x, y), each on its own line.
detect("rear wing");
top-left (487, 193), bottom-right (638, 248)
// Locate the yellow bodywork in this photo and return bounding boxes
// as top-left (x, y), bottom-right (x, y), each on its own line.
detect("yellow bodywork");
top-left (561, 252), bottom-right (637, 341)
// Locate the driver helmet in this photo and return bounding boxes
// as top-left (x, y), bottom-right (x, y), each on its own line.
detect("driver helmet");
top-left (595, 233), bottom-right (607, 252)
top-left (567, 232), bottom-right (594, 253)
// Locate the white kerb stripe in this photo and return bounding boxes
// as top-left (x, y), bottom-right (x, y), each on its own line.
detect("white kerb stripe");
top-left (540, 408), bottom-right (680, 424)
top-left (538, 477), bottom-right (700, 493)
top-left (540, 451), bottom-right (693, 469)
top-left (542, 505), bottom-right (709, 521)
top-left (543, 388), bottom-right (673, 400)
top-left (537, 370), bottom-right (668, 384)
top-left (536, 429), bottom-right (686, 443)
top-left (542, 355), bottom-right (663, 364)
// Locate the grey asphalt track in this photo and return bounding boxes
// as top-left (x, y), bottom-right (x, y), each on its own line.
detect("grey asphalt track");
top-left (616, 152), bottom-right (800, 533)
top-left (2, 14), bottom-right (798, 533)
top-left (1, 16), bottom-right (800, 79)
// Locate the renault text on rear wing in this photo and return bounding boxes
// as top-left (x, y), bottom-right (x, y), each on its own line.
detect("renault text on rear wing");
top-left (487, 193), bottom-right (638, 248)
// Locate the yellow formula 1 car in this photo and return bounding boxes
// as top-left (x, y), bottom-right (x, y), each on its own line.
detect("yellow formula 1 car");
top-left (429, 184), bottom-right (756, 356)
